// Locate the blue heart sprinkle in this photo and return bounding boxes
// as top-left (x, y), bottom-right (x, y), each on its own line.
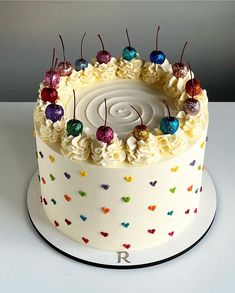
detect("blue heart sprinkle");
top-left (101, 184), bottom-right (110, 190)
top-left (121, 222), bottom-right (130, 228)
top-left (39, 151), bottom-right (43, 158)
top-left (80, 215), bottom-right (87, 222)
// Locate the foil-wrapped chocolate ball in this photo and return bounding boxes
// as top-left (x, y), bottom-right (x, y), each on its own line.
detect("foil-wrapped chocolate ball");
top-left (183, 98), bottom-right (200, 116)
top-left (172, 63), bottom-right (188, 79)
top-left (150, 50), bottom-right (165, 64)
top-left (44, 70), bottom-right (60, 87)
top-left (96, 126), bottom-right (114, 144)
top-left (75, 58), bottom-right (88, 71)
top-left (185, 78), bottom-right (201, 96)
top-left (96, 50), bottom-right (111, 64)
top-left (41, 87), bottom-right (58, 104)
top-left (123, 46), bottom-right (137, 61)
top-left (45, 104), bottom-right (64, 122)
top-left (67, 119), bottom-right (83, 137)
top-left (160, 117), bottom-right (179, 135)
top-left (57, 61), bottom-right (73, 76)
top-left (133, 124), bottom-right (150, 141)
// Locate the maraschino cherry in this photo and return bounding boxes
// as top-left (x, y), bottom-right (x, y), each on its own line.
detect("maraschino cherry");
top-left (172, 41), bottom-right (188, 79)
top-left (75, 33), bottom-right (88, 71)
top-left (57, 35), bottom-right (73, 76)
top-left (96, 98), bottom-right (114, 144)
top-left (122, 28), bottom-right (137, 61)
top-left (44, 48), bottom-right (60, 87)
top-left (45, 103), bottom-right (64, 123)
top-left (160, 100), bottom-right (179, 135)
top-left (67, 90), bottom-right (83, 137)
top-left (150, 26), bottom-right (166, 64)
top-left (130, 105), bottom-right (149, 141)
top-left (183, 62), bottom-right (201, 116)
top-left (41, 57), bottom-right (59, 103)
top-left (96, 34), bottom-right (111, 64)
top-left (185, 62), bottom-right (202, 97)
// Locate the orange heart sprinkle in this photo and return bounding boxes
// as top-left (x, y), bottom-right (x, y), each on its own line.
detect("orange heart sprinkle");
top-left (102, 207), bottom-right (110, 214)
top-left (64, 194), bottom-right (72, 202)
top-left (187, 185), bottom-right (193, 192)
top-left (148, 205), bottom-right (156, 211)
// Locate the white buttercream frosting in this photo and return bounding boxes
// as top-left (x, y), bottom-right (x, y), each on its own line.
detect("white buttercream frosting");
top-left (39, 118), bottom-right (65, 143)
top-left (67, 65), bottom-right (95, 89)
top-left (91, 57), bottom-right (118, 81)
top-left (34, 99), bottom-right (48, 124)
top-left (117, 57), bottom-right (143, 79)
top-left (91, 133), bottom-right (126, 166)
top-left (60, 128), bottom-right (91, 160)
top-left (141, 59), bottom-right (171, 85)
top-left (126, 133), bottom-right (159, 165)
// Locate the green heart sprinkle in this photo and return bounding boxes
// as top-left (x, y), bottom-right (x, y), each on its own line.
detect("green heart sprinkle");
top-left (49, 174), bottom-right (55, 181)
top-left (167, 210), bottom-right (174, 216)
top-left (122, 196), bottom-right (131, 203)
top-left (195, 188), bottom-right (198, 194)
top-left (198, 165), bottom-right (202, 170)
top-left (79, 191), bottom-right (87, 197)
top-left (170, 187), bottom-right (176, 193)
top-left (51, 199), bottom-right (56, 205)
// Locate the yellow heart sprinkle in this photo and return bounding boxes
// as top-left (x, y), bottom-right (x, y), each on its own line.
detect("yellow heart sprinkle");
top-left (171, 166), bottom-right (179, 172)
top-left (124, 176), bottom-right (134, 182)
top-left (49, 155), bottom-right (55, 163)
top-left (200, 141), bottom-right (205, 148)
top-left (80, 170), bottom-right (88, 177)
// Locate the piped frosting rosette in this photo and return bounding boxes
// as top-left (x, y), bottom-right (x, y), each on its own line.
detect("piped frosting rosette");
top-left (39, 117), bottom-right (65, 143)
top-left (60, 127), bottom-right (91, 160)
top-left (126, 133), bottom-right (159, 165)
top-left (117, 57), bottom-right (143, 79)
top-left (67, 65), bottom-right (95, 89)
top-left (91, 57), bottom-right (118, 81)
top-left (141, 59), bottom-right (171, 85)
top-left (90, 133), bottom-right (126, 166)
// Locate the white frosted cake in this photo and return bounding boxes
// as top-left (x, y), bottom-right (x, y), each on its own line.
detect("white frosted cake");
top-left (34, 32), bottom-right (208, 251)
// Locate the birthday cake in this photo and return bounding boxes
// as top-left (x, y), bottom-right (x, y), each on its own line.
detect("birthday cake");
top-left (34, 28), bottom-right (209, 251)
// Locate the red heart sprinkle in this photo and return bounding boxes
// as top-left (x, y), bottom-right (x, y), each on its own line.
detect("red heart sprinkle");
top-left (168, 231), bottom-right (174, 237)
top-left (54, 220), bottom-right (59, 227)
top-left (65, 219), bottom-right (72, 225)
top-left (40, 196), bottom-right (43, 203)
top-left (100, 232), bottom-right (109, 237)
top-left (82, 237), bottom-right (89, 244)
top-left (42, 177), bottom-right (46, 184)
top-left (194, 208), bottom-right (198, 213)
top-left (123, 244), bottom-right (131, 249)
top-left (43, 198), bottom-right (47, 205)
top-left (200, 186), bottom-right (203, 192)
top-left (185, 209), bottom-right (190, 214)
top-left (148, 229), bottom-right (156, 234)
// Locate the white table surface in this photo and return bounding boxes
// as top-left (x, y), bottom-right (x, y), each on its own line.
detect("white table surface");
top-left (0, 102), bottom-right (234, 293)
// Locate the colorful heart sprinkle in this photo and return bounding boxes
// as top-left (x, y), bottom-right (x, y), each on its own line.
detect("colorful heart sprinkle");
top-left (51, 199), bottom-right (56, 205)
top-left (42, 177), bottom-right (46, 184)
top-left (168, 231), bottom-right (174, 237)
top-left (65, 219), bottom-right (72, 225)
top-left (121, 222), bottom-right (130, 228)
top-left (148, 229), bottom-right (156, 234)
top-left (49, 155), bottom-right (55, 163)
top-left (122, 196), bottom-right (131, 203)
top-left (185, 209), bottom-right (190, 214)
top-left (149, 180), bottom-right (157, 187)
top-left (200, 186), bottom-right (203, 192)
top-left (101, 184), bottom-right (110, 190)
top-left (202, 165), bottom-right (205, 171)
top-left (171, 166), bottom-right (179, 172)
top-left (124, 176), bottom-right (133, 182)
top-left (39, 151), bottom-right (43, 158)
top-left (187, 185), bottom-right (193, 192)
top-left (82, 237), bottom-right (89, 244)
top-left (100, 232), bottom-right (109, 237)
top-left (40, 196), bottom-right (42, 203)
top-left (43, 198), bottom-right (47, 205)
top-left (200, 141), bottom-right (205, 148)
top-left (206, 136), bottom-right (208, 142)
top-left (148, 205), bottom-right (156, 211)
top-left (54, 220), bottom-right (59, 227)
top-left (195, 188), bottom-right (198, 194)
top-left (190, 160), bottom-right (196, 167)
top-left (64, 194), bottom-right (72, 202)
top-left (80, 215), bottom-right (87, 222)
top-left (198, 165), bottom-right (202, 170)
top-left (49, 174), bottom-right (55, 181)
top-left (38, 175), bottom-right (41, 182)
top-left (102, 207), bottom-right (110, 214)
top-left (170, 187), bottom-right (176, 193)
top-left (167, 210), bottom-right (174, 216)
top-left (194, 208), bottom-right (198, 214)
top-left (64, 172), bottom-right (71, 179)
top-left (79, 191), bottom-right (87, 197)
top-left (123, 244), bottom-right (131, 249)
top-left (80, 170), bottom-right (88, 177)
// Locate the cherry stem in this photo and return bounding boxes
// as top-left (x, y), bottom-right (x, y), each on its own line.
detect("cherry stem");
top-left (51, 48), bottom-right (55, 71)
top-left (59, 35), bottom-right (66, 64)
top-left (163, 100), bottom-right (171, 118)
top-left (104, 98), bottom-right (107, 126)
top-left (98, 34), bottom-right (105, 51)
top-left (188, 61), bottom-right (195, 98)
top-left (50, 58), bottom-right (58, 88)
top-left (179, 41), bottom-right (188, 63)
top-left (130, 105), bottom-right (143, 125)
top-left (156, 25), bottom-right (160, 51)
top-left (80, 33), bottom-right (86, 59)
top-left (73, 89), bottom-right (76, 120)
top-left (126, 28), bottom-right (131, 47)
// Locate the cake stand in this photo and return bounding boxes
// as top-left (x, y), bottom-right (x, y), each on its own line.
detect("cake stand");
top-left (27, 169), bottom-right (217, 269)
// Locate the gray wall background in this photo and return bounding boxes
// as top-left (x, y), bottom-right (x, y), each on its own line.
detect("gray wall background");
top-left (0, 1), bottom-right (234, 102)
